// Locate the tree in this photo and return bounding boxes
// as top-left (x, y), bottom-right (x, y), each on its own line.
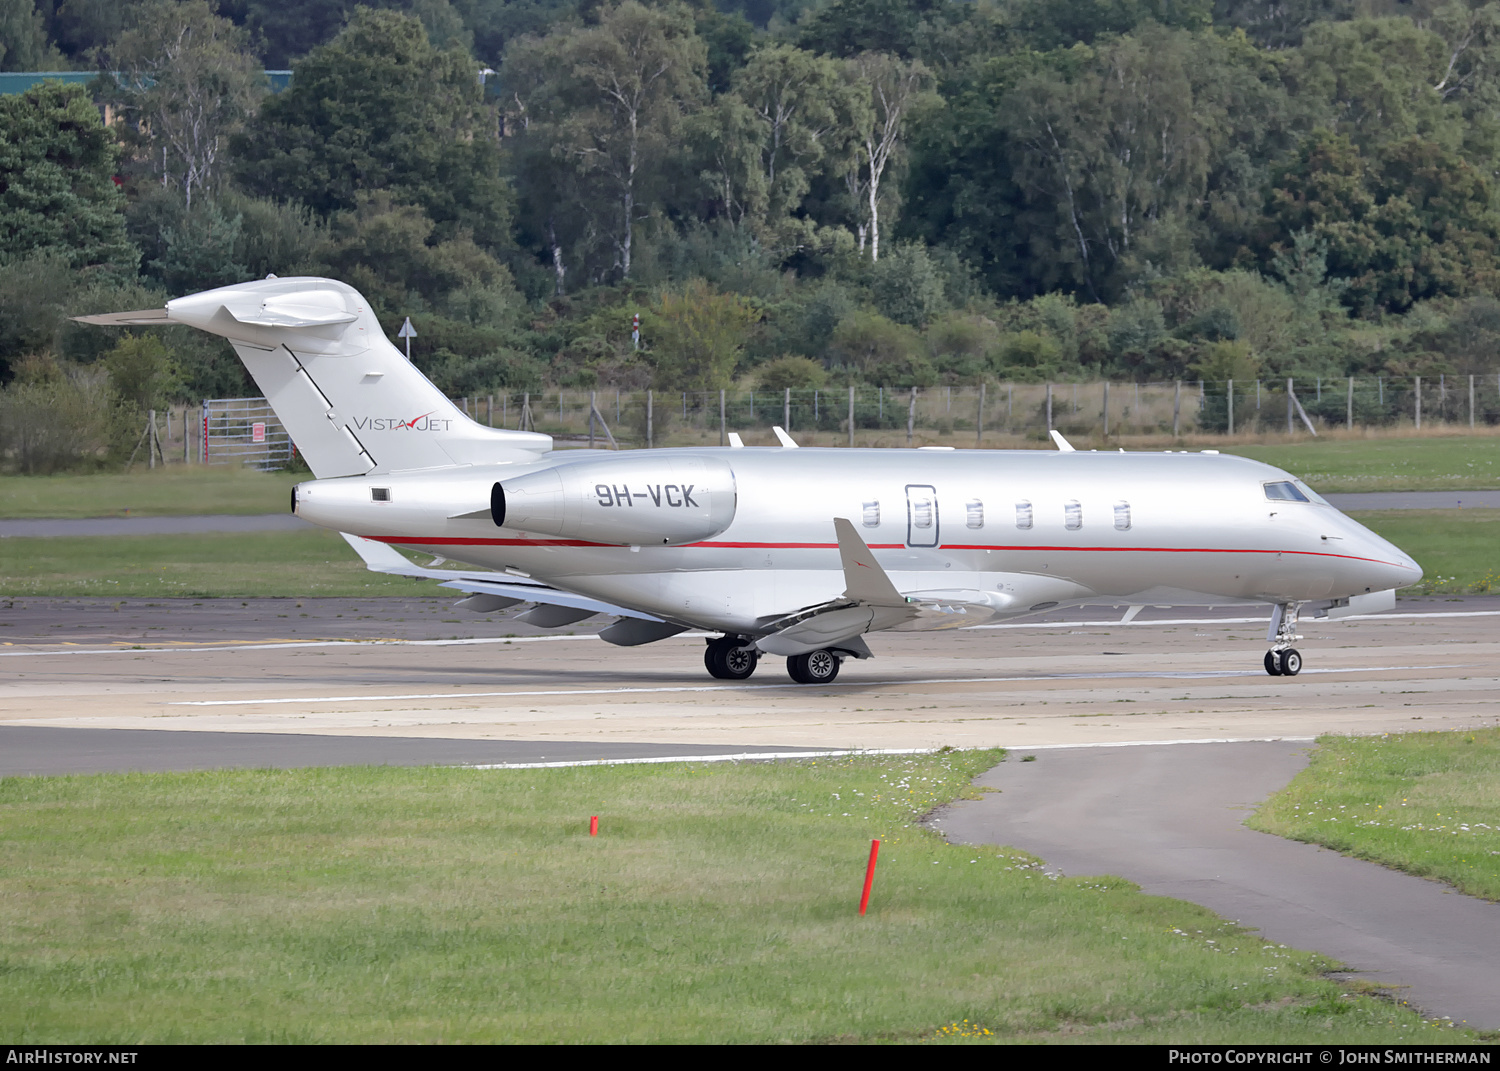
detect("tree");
top-left (0, 0), bottom-right (62, 70)
top-left (1264, 132), bottom-right (1500, 314)
top-left (645, 278), bottom-right (758, 390)
top-left (839, 51), bottom-right (934, 262)
top-left (234, 8), bottom-right (512, 250)
top-left (0, 82), bottom-right (136, 275)
top-left (502, 2), bottom-right (708, 282)
top-left (104, 1), bottom-right (265, 211)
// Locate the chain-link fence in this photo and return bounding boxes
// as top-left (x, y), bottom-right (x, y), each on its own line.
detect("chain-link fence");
top-left (452, 374), bottom-right (1500, 447)
top-left (186, 375), bottom-right (1500, 468)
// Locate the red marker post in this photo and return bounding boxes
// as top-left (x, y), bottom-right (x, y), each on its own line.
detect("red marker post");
top-left (858, 839), bottom-right (881, 916)
top-left (589, 816), bottom-right (599, 837)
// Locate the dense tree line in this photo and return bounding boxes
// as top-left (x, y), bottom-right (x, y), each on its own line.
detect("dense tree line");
top-left (4, 0), bottom-right (1500, 470)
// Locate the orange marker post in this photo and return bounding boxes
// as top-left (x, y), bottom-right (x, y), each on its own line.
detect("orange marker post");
top-left (590, 816), bottom-right (598, 836)
top-left (858, 839), bottom-right (881, 915)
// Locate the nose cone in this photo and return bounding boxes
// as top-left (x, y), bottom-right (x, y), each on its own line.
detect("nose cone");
top-left (1340, 514), bottom-right (1423, 590)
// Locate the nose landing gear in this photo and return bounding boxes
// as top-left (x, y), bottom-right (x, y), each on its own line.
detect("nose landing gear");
top-left (1265, 602), bottom-right (1303, 677)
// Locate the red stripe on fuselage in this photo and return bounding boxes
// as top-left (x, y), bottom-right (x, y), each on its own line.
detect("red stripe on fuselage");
top-left (369, 536), bottom-right (1401, 567)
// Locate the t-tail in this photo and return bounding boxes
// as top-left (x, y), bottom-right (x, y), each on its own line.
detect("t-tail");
top-left (75, 277), bottom-right (552, 478)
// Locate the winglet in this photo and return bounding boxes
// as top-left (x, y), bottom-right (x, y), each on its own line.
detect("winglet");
top-left (772, 426), bottom-right (799, 448)
top-left (833, 518), bottom-right (906, 606)
top-left (1050, 430), bottom-right (1076, 452)
top-left (727, 432), bottom-right (745, 448)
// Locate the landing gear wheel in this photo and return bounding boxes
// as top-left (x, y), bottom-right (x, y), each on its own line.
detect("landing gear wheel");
top-left (1264, 650), bottom-right (1283, 676)
top-left (787, 648), bottom-right (840, 684)
top-left (1277, 648), bottom-right (1302, 676)
top-left (705, 637), bottom-right (758, 680)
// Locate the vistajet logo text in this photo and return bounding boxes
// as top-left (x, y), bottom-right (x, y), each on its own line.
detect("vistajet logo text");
top-left (352, 413), bottom-right (453, 432)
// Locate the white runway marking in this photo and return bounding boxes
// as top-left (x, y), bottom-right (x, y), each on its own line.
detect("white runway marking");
top-left (169, 664), bottom-right (1471, 706)
top-left (6, 609), bottom-right (1498, 659)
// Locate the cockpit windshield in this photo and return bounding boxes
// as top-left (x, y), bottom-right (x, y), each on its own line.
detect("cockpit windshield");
top-left (1264, 481), bottom-right (1309, 502)
top-left (1263, 480), bottom-right (1330, 505)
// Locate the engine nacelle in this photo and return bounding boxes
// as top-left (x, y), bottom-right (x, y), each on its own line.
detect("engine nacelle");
top-left (494, 454), bottom-right (736, 546)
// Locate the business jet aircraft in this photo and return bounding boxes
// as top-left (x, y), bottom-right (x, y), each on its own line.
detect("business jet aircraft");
top-left (80, 277), bottom-right (1423, 684)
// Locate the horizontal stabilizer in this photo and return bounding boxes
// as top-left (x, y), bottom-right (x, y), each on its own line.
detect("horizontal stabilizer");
top-left (72, 308), bottom-right (172, 326)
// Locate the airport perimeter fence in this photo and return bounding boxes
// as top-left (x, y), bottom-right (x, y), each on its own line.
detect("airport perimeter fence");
top-left (446, 374), bottom-right (1500, 448)
top-left (181, 374), bottom-right (1500, 467)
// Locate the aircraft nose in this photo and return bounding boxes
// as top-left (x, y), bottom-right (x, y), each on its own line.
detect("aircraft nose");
top-left (1344, 519), bottom-right (1423, 590)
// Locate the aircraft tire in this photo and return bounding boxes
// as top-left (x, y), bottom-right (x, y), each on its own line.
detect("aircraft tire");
top-left (787, 649), bottom-right (840, 684)
top-left (705, 637), bottom-right (758, 680)
top-left (1264, 651), bottom-right (1283, 676)
top-left (1277, 648), bottom-right (1303, 676)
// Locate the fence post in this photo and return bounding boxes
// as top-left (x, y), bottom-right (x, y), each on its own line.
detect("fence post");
top-left (1287, 378), bottom-right (1294, 436)
top-left (200, 400), bottom-right (208, 463)
top-left (1173, 380), bottom-right (1181, 438)
top-left (647, 390), bottom-right (654, 448)
top-left (1470, 374), bottom-right (1476, 430)
top-left (1415, 375), bottom-right (1422, 430)
top-left (976, 383), bottom-right (985, 447)
top-left (589, 390), bottom-right (597, 448)
top-left (784, 387), bottom-right (790, 431)
top-left (1227, 380), bottom-right (1233, 436)
top-left (1347, 377), bottom-right (1354, 429)
top-left (1101, 381), bottom-right (1108, 437)
top-left (1046, 383), bottom-right (1053, 432)
top-left (907, 387), bottom-right (917, 445)
top-left (848, 385), bottom-right (855, 447)
top-left (720, 389), bottom-right (726, 447)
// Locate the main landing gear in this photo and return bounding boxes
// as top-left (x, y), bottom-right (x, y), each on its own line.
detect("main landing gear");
top-left (1264, 601), bottom-right (1303, 677)
top-left (705, 635), bottom-right (759, 680)
top-left (704, 636), bottom-right (844, 684)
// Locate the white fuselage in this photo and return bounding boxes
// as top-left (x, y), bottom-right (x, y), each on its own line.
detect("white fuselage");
top-left (294, 446), bottom-right (1422, 635)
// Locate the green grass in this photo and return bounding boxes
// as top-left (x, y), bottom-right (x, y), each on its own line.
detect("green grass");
top-left (0, 529), bottom-right (428, 597)
top-left (1227, 435), bottom-right (1500, 492)
top-left (0, 467), bottom-right (302, 519)
top-left (0, 753), bottom-right (1465, 1043)
top-left (1250, 730), bottom-right (1500, 903)
top-left (1349, 509), bottom-right (1500, 594)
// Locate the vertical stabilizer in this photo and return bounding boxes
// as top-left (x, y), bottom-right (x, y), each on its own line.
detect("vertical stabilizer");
top-left (142, 278), bottom-right (549, 478)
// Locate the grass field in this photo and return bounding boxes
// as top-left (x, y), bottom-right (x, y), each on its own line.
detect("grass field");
top-left (0, 752), bottom-right (1466, 1044)
top-left (1226, 435), bottom-right (1500, 492)
top-left (1350, 509), bottom-right (1500, 594)
top-left (0, 467), bottom-right (301, 519)
top-left (1250, 730), bottom-right (1500, 903)
top-left (0, 529), bottom-right (428, 598)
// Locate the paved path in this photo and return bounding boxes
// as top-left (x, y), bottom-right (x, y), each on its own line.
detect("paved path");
top-left (1326, 490), bottom-right (1500, 510)
top-left (934, 741), bottom-right (1500, 1029)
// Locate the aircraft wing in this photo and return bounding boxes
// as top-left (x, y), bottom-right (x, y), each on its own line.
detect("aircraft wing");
top-left (755, 519), bottom-right (926, 656)
top-left (339, 533), bottom-right (666, 622)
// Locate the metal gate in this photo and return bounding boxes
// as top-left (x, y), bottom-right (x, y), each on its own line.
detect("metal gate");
top-left (200, 397), bottom-right (294, 470)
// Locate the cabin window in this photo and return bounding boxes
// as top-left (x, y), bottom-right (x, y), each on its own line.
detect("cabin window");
top-left (965, 499), bottom-right (984, 529)
top-left (862, 501), bottom-right (880, 527)
top-left (1264, 481), bottom-right (1309, 502)
top-left (371, 487), bottom-right (391, 502)
top-left (911, 497), bottom-right (934, 529)
top-left (1065, 499), bottom-right (1082, 530)
top-left (1015, 500), bottom-right (1033, 529)
top-left (1113, 500), bottom-right (1131, 530)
